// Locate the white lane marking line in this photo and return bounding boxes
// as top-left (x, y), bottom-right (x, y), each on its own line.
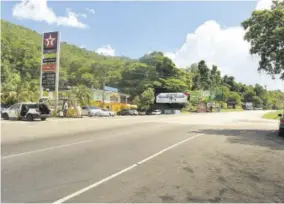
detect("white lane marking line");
top-left (52, 133), bottom-right (203, 204)
top-left (1, 133), bottom-right (130, 160)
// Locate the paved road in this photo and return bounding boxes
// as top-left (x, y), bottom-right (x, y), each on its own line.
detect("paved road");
top-left (1, 111), bottom-right (284, 203)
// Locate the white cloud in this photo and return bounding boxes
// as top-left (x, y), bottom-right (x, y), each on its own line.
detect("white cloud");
top-left (86, 8), bottom-right (95, 14)
top-left (164, 0), bottom-right (284, 90)
top-left (80, 45), bottom-right (86, 49)
top-left (255, 0), bottom-right (273, 10)
top-left (96, 45), bottom-right (115, 56)
top-left (79, 13), bottom-right (87, 18)
top-left (12, 0), bottom-right (87, 28)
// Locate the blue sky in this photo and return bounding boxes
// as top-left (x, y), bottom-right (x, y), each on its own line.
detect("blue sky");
top-left (2, 1), bottom-right (256, 58)
top-left (2, 0), bottom-right (282, 90)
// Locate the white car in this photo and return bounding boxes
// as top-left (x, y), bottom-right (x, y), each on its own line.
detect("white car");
top-left (81, 106), bottom-right (103, 117)
top-left (147, 109), bottom-right (162, 115)
top-left (96, 109), bottom-right (115, 117)
top-left (152, 109), bottom-right (162, 115)
top-left (1, 102), bottom-right (50, 121)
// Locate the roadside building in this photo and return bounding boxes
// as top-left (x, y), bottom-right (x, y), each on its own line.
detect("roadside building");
top-left (90, 87), bottom-right (134, 113)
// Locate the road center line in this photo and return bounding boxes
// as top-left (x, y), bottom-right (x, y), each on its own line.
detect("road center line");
top-left (1, 133), bottom-right (131, 160)
top-left (52, 133), bottom-right (203, 204)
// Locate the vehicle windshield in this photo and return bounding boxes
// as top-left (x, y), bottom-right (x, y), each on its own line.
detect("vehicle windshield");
top-left (88, 106), bottom-right (99, 109)
top-left (25, 104), bottom-right (39, 109)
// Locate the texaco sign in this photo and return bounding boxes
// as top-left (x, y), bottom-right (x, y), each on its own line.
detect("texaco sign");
top-left (43, 32), bottom-right (58, 53)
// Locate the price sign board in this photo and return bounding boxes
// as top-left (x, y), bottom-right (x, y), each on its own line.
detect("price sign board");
top-left (42, 72), bottom-right (56, 91)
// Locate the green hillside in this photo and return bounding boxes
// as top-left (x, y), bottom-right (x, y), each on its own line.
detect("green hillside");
top-left (1, 19), bottom-right (284, 111)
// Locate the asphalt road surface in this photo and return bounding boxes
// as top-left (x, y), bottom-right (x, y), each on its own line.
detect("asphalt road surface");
top-left (1, 111), bottom-right (284, 203)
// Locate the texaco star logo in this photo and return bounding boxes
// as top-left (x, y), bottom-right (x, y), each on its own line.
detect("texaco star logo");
top-left (45, 34), bottom-right (56, 48)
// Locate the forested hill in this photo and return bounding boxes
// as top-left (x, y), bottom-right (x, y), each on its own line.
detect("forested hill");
top-left (1, 19), bottom-right (284, 110)
top-left (1, 19), bottom-right (131, 93)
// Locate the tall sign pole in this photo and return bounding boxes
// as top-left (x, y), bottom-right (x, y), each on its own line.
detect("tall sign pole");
top-left (55, 32), bottom-right (61, 112)
top-left (41, 31), bottom-right (60, 112)
top-left (40, 34), bottom-right (44, 99)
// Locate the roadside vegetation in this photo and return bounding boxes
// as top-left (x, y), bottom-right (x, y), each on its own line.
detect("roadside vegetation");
top-left (262, 110), bottom-right (284, 120)
top-left (1, 1), bottom-right (284, 111)
top-left (221, 108), bottom-right (244, 112)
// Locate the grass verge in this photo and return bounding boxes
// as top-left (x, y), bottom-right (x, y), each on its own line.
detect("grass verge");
top-left (220, 108), bottom-right (244, 112)
top-left (262, 110), bottom-right (283, 120)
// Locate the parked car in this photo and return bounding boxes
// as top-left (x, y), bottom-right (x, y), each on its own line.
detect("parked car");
top-left (146, 109), bottom-right (162, 115)
top-left (81, 106), bottom-right (102, 117)
top-left (1, 102), bottom-right (50, 121)
top-left (117, 109), bottom-right (138, 116)
top-left (131, 109), bottom-right (139, 115)
top-left (138, 111), bottom-right (146, 115)
top-left (278, 113), bottom-right (284, 137)
top-left (96, 109), bottom-right (115, 117)
top-left (1, 104), bottom-right (8, 114)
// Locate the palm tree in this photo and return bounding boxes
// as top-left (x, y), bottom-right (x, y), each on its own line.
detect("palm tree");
top-left (71, 85), bottom-right (92, 106)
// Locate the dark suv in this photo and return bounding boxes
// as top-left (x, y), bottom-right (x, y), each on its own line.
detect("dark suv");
top-left (117, 109), bottom-right (138, 116)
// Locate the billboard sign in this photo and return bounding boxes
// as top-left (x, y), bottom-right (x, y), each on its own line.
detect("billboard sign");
top-left (156, 92), bottom-right (188, 103)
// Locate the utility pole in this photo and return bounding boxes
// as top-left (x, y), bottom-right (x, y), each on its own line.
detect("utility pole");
top-left (102, 69), bottom-right (107, 108)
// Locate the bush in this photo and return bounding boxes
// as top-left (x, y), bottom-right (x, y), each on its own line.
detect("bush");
top-left (66, 108), bottom-right (77, 117)
top-left (221, 102), bottom-right (227, 108)
top-left (50, 110), bottom-right (57, 117)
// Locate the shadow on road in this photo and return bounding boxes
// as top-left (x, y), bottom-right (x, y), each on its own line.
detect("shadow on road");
top-left (193, 129), bottom-right (284, 150)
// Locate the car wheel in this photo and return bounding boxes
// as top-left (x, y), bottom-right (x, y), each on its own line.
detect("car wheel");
top-left (41, 117), bottom-right (46, 121)
top-left (2, 113), bottom-right (9, 120)
top-left (278, 129), bottom-right (284, 137)
top-left (88, 113), bottom-right (93, 117)
top-left (27, 114), bottom-right (34, 121)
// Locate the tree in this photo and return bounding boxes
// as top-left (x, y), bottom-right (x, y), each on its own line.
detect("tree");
top-left (71, 85), bottom-right (92, 106)
top-left (159, 78), bottom-right (188, 92)
top-left (252, 96), bottom-right (263, 107)
top-left (139, 52), bottom-right (177, 78)
top-left (243, 90), bottom-right (256, 102)
top-left (228, 92), bottom-right (242, 105)
top-left (242, 1), bottom-right (284, 78)
top-left (135, 88), bottom-right (155, 111)
top-left (197, 60), bottom-right (211, 90)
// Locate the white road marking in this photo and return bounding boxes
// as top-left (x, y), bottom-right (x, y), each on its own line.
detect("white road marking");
top-left (52, 133), bottom-right (203, 204)
top-left (1, 133), bottom-right (131, 160)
